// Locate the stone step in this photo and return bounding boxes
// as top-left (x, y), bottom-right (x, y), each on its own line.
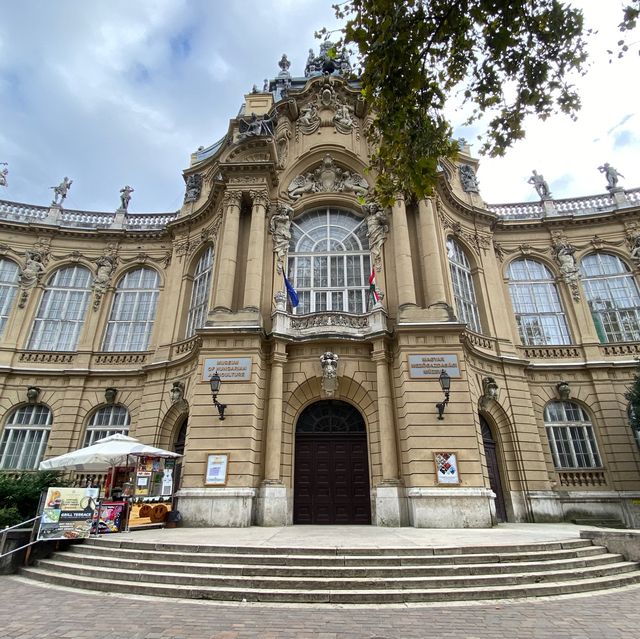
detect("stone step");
top-left (572, 519), bottom-right (627, 529)
top-left (21, 565), bottom-right (640, 604)
top-left (32, 557), bottom-right (639, 591)
top-left (69, 542), bottom-right (606, 567)
top-left (83, 537), bottom-right (593, 557)
top-left (55, 550), bottom-right (623, 578)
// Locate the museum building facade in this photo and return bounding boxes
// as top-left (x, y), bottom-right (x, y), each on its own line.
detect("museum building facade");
top-left (1, 49), bottom-right (640, 528)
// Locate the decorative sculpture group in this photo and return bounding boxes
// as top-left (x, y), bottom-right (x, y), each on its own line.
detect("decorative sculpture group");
top-left (239, 113), bottom-right (275, 138)
top-left (528, 164), bottom-right (625, 199)
top-left (287, 154), bottom-right (369, 200)
top-left (304, 42), bottom-right (352, 77)
top-left (320, 351), bottom-right (339, 397)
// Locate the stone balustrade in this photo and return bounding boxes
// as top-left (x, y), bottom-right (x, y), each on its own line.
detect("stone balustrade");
top-left (557, 470), bottom-right (607, 487)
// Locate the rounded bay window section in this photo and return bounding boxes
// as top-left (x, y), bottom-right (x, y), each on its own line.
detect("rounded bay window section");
top-left (102, 267), bottom-right (160, 352)
top-left (446, 238), bottom-right (482, 333)
top-left (0, 258), bottom-right (20, 336)
top-left (506, 258), bottom-right (571, 345)
top-left (288, 208), bottom-right (370, 314)
top-left (543, 401), bottom-right (602, 469)
top-left (580, 253), bottom-right (640, 343)
top-left (28, 265), bottom-right (92, 351)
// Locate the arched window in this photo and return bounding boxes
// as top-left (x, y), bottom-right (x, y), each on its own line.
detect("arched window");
top-left (0, 404), bottom-right (52, 470)
top-left (447, 238), bottom-right (482, 333)
top-left (103, 268), bottom-right (159, 351)
top-left (84, 405), bottom-right (130, 446)
top-left (186, 246), bottom-right (213, 336)
top-left (0, 258), bottom-right (20, 335)
top-left (544, 401), bottom-right (601, 469)
top-left (507, 258), bottom-right (571, 345)
top-left (288, 208), bottom-right (370, 314)
top-left (580, 253), bottom-right (640, 343)
top-left (28, 265), bottom-right (92, 351)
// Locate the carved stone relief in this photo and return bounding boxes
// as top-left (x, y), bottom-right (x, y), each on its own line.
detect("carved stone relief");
top-left (92, 253), bottom-right (117, 311)
top-left (269, 202), bottom-right (293, 272)
top-left (287, 154), bottom-right (369, 200)
top-left (551, 232), bottom-right (580, 301)
top-left (320, 351), bottom-right (339, 397)
top-left (184, 174), bottom-right (203, 203)
top-left (363, 201), bottom-right (388, 272)
top-left (18, 240), bottom-right (50, 308)
top-left (459, 164), bottom-right (479, 193)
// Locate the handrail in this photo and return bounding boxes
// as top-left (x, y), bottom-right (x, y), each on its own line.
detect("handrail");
top-left (0, 514), bottom-right (41, 558)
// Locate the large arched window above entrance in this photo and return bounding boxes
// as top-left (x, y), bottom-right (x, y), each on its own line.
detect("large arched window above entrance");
top-left (543, 401), bottom-right (601, 469)
top-left (83, 405), bottom-right (131, 447)
top-left (506, 258), bottom-right (571, 345)
top-left (0, 258), bottom-right (19, 336)
top-left (28, 265), bottom-right (92, 351)
top-left (102, 267), bottom-right (160, 351)
top-left (288, 208), bottom-right (370, 314)
top-left (186, 245), bottom-right (214, 337)
top-left (580, 253), bottom-right (640, 343)
top-left (447, 238), bottom-right (482, 333)
top-left (0, 404), bottom-right (52, 470)
top-left (296, 400), bottom-right (366, 434)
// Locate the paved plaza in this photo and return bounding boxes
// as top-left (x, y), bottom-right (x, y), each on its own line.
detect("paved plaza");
top-left (1, 524), bottom-right (638, 638)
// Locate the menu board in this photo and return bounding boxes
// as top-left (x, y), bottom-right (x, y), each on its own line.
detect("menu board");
top-left (38, 487), bottom-right (98, 541)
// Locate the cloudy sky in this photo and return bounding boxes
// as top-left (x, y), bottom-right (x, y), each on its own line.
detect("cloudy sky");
top-left (0, 1), bottom-right (637, 213)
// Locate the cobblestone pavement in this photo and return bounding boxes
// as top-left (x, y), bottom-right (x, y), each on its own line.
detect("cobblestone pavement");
top-left (1, 577), bottom-right (639, 638)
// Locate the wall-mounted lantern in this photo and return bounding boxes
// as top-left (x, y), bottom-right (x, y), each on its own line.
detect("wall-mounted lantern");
top-left (435, 370), bottom-right (451, 420)
top-left (210, 373), bottom-right (227, 420)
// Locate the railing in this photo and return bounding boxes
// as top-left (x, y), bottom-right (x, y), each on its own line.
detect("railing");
top-left (0, 515), bottom-right (41, 559)
top-left (461, 330), bottom-right (498, 353)
top-left (72, 473), bottom-right (108, 490)
top-left (519, 345), bottom-right (583, 359)
top-left (17, 351), bottom-right (76, 364)
top-left (92, 352), bottom-right (148, 366)
top-left (557, 470), bottom-right (607, 488)
top-left (169, 335), bottom-right (202, 359)
top-left (601, 343), bottom-right (640, 357)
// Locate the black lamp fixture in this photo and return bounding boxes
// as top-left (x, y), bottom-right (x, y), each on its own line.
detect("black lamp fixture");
top-left (435, 369), bottom-right (451, 420)
top-left (209, 372), bottom-right (227, 420)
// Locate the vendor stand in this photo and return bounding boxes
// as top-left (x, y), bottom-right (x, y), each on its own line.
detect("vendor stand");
top-left (38, 434), bottom-right (181, 533)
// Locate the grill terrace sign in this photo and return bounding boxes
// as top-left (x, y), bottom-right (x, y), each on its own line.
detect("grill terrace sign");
top-left (408, 354), bottom-right (460, 379)
top-left (203, 358), bottom-right (252, 381)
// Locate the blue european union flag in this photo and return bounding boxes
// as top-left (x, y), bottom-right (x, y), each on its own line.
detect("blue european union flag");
top-left (283, 273), bottom-right (299, 307)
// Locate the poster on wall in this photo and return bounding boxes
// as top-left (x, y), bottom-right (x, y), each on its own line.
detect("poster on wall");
top-left (434, 452), bottom-right (460, 485)
top-left (205, 453), bottom-right (229, 486)
top-left (38, 487), bottom-right (99, 541)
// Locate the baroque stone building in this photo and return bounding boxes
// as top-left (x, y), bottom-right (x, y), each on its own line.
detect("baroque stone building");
top-left (1, 49), bottom-right (640, 528)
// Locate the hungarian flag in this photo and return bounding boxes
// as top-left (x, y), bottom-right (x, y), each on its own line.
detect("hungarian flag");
top-left (369, 268), bottom-right (380, 306)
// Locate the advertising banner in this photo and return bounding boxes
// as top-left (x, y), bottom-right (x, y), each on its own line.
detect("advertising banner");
top-left (38, 487), bottom-right (98, 541)
top-left (93, 501), bottom-right (126, 534)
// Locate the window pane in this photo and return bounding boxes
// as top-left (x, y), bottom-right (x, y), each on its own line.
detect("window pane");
top-left (84, 405), bottom-right (131, 446)
top-left (0, 404), bottom-right (52, 470)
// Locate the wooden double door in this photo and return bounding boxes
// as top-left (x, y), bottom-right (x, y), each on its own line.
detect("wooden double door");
top-left (293, 401), bottom-right (371, 525)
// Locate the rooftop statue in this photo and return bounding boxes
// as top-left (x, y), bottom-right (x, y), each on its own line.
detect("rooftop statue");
top-left (459, 164), bottom-right (479, 193)
top-left (527, 170), bottom-right (551, 200)
top-left (304, 41), bottom-right (352, 78)
top-left (0, 163), bottom-right (7, 187)
top-left (51, 176), bottom-right (73, 206)
top-left (598, 163), bottom-right (624, 190)
top-left (119, 185), bottom-right (134, 211)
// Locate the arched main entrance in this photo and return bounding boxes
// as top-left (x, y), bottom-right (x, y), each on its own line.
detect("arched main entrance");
top-left (294, 400), bottom-right (371, 524)
top-left (480, 415), bottom-right (507, 522)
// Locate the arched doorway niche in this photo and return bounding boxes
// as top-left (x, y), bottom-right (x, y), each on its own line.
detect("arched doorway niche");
top-left (293, 399), bottom-right (371, 524)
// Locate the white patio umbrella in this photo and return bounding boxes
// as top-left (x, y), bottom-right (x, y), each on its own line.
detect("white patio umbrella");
top-left (38, 433), bottom-right (181, 472)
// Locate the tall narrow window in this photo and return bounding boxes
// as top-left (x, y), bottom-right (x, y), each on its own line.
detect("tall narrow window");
top-left (288, 208), bottom-right (370, 314)
top-left (507, 258), bottom-right (571, 345)
top-left (103, 268), bottom-right (159, 352)
top-left (447, 238), bottom-right (482, 333)
top-left (0, 404), bottom-right (52, 470)
top-left (544, 401), bottom-right (601, 469)
top-left (186, 246), bottom-right (213, 336)
top-left (580, 253), bottom-right (640, 343)
top-left (84, 405), bottom-right (131, 446)
top-left (0, 258), bottom-right (19, 335)
top-left (28, 265), bottom-right (92, 351)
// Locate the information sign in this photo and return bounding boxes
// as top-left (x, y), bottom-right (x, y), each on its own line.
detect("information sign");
top-left (408, 353), bottom-right (460, 378)
top-left (202, 358), bottom-right (252, 381)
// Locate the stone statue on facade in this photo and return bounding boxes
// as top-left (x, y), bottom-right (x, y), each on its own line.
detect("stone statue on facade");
top-left (552, 235), bottom-right (580, 300)
top-left (119, 185), bottom-right (134, 211)
top-left (364, 202), bottom-right (389, 271)
top-left (480, 377), bottom-right (499, 408)
top-left (0, 163), bottom-right (7, 188)
top-left (630, 235), bottom-right (640, 264)
top-left (19, 249), bottom-right (45, 290)
top-left (297, 103), bottom-right (320, 135)
top-left (320, 351), bottom-right (339, 397)
top-left (239, 113), bottom-right (275, 138)
top-left (598, 163), bottom-right (624, 190)
top-left (170, 380), bottom-right (185, 404)
top-left (333, 100), bottom-right (354, 133)
top-left (263, 78), bottom-right (269, 92)
top-left (528, 170), bottom-right (551, 200)
top-left (288, 155), bottom-right (369, 200)
top-left (459, 164), bottom-right (479, 193)
top-left (51, 177), bottom-right (73, 206)
top-left (184, 173), bottom-right (203, 203)
top-left (92, 254), bottom-right (117, 310)
top-left (269, 203), bottom-right (293, 271)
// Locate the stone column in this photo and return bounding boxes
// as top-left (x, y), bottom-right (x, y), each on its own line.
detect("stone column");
top-left (212, 190), bottom-right (242, 312)
top-left (391, 195), bottom-right (417, 308)
top-left (417, 198), bottom-right (447, 307)
top-left (372, 340), bottom-right (407, 526)
top-left (243, 190), bottom-right (269, 311)
top-left (257, 341), bottom-right (288, 525)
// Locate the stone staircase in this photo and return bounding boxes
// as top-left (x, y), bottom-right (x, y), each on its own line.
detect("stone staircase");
top-left (21, 537), bottom-right (640, 604)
